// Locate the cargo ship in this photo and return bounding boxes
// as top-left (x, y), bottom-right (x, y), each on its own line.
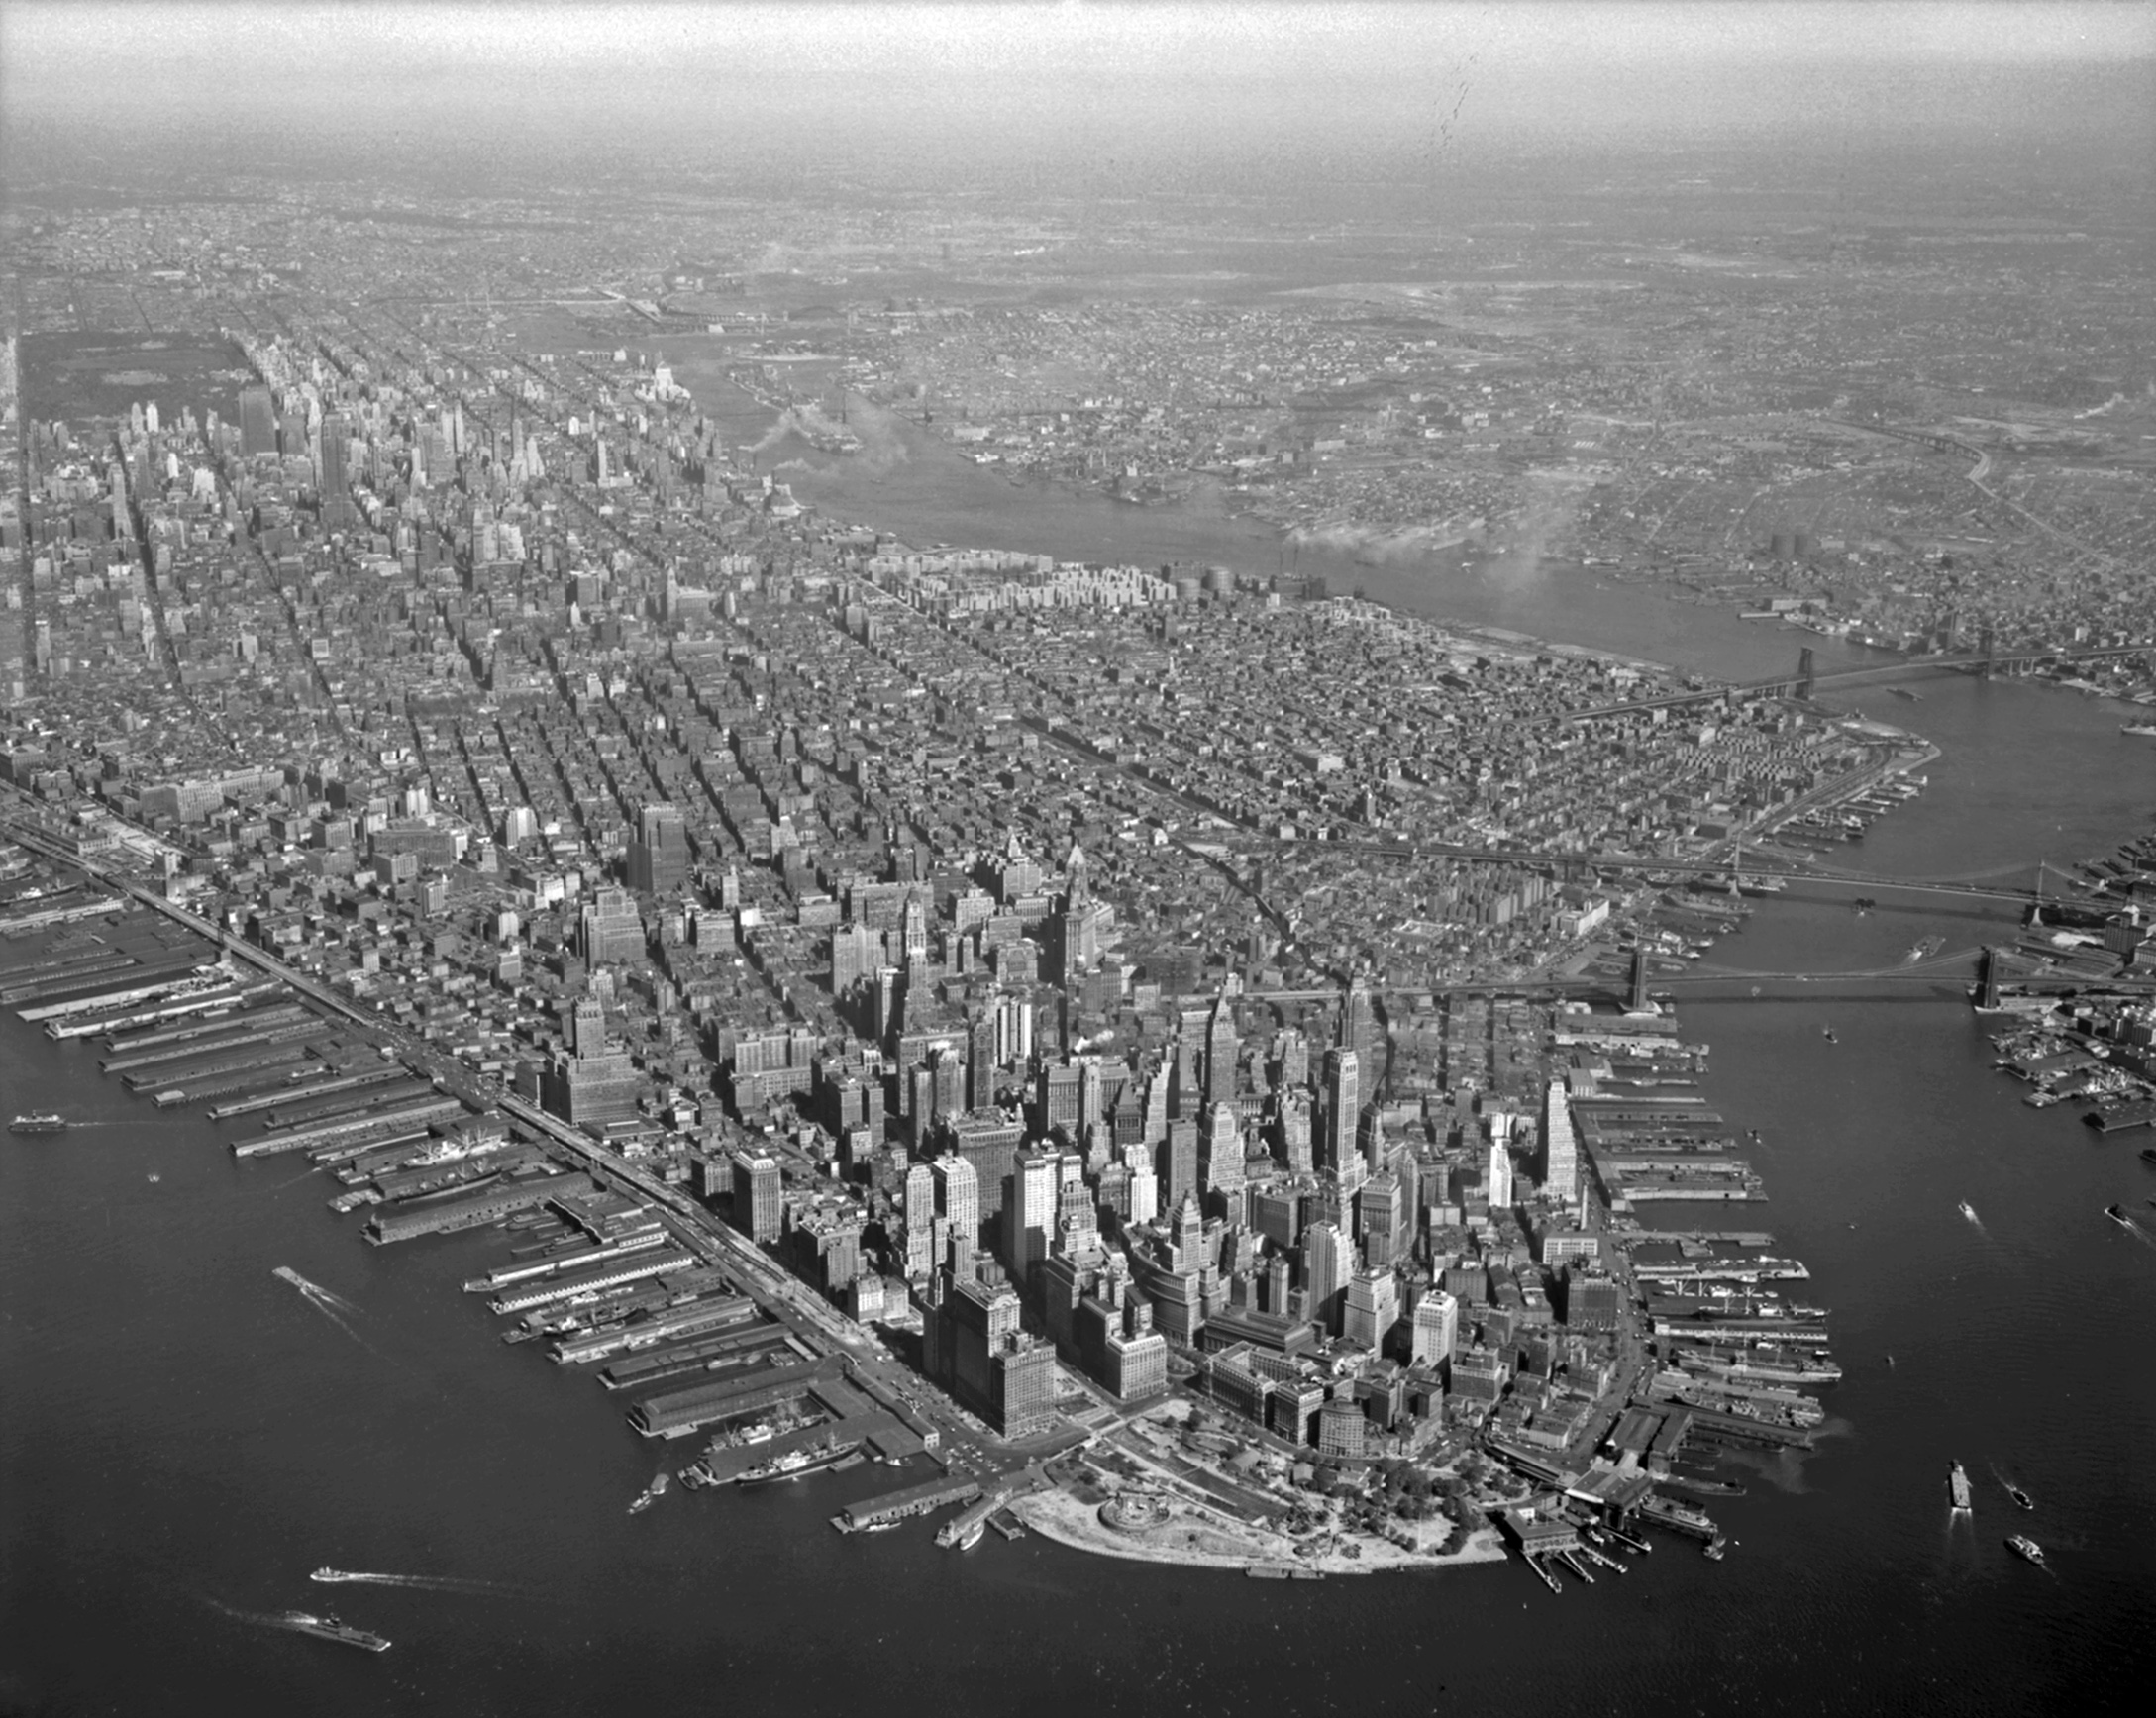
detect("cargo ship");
top-left (2005, 1534), bottom-right (2046, 1566)
top-left (9, 1113), bottom-right (67, 1134)
top-left (1949, 1462), bottom-right (1974, 1511)
top-left (282, 1611), bottom-right (390, 1652)
top-left (737, 1440), bottom-right (854, 1488)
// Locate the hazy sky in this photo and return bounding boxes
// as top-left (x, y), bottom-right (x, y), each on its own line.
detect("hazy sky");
top-left (3, 2), bottom-right (2151, 182)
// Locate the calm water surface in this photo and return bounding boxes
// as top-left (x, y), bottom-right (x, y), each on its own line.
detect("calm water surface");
top-left (5, 400), bottom-right (2154, 1715)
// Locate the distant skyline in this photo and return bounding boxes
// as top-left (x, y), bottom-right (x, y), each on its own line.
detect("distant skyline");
top-left (3, 1), bottom-right (2152, 186)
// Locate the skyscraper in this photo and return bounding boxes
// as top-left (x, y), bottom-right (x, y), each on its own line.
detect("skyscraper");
top-left (1004, 1152), bottom-right (1059, 1286)
top-left (1411, 1288), bottom-right (1459, 1367)
top-left (1161, 1118), bottom-right (1198, 1208)
top-left (931, 1154), bottom-right (980, 1249)
top-left (1343, 1267), bottom-right (1399, 1353)
top-left (1323, 1047), bottom-right (1359, 1172)
top-left (1207, 994), bottom-right (1239, 1108)
top-left (1543, 1078), bottom-right (1579, 1206)
top-left (731, 1152), bottom-right (783, 1243)
top-left (1302, 1220), bottom-right (1351, 1335)
top-left (628, 802), bottom-right (690, 895)
top-left (1487, 1129), bottom-right (1515, 1210)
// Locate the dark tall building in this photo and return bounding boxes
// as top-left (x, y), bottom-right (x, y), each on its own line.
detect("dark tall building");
top-left (1206, 995), bottom-right (1239, 1108)
top-left (1161, 1118), bottom-right (1198, 1208)
top-left (628, 802), bottom-right (689, 896)
top-left (319, 415), bottom-right (353, 528)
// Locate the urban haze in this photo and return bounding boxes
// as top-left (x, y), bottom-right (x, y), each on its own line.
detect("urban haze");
top-left (1, 3), bottom-right (2153, 1713)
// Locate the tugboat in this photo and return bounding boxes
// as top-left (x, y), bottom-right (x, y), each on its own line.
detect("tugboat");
top-left (2105, 1203), bottom-right (2133, 1229)
top-left (1949, 1462), bottom-right (1974, 1511)
top-left (628, 1471), bottom-right (670, 1514)
top-left (1821, 1026), bottom-right (1838, 1044)
top-left (2005, 1534), bottom-right (2046, 1566)
top-left (2005, 1484), bottom-right (2034, 1511)
top-left (1959, 1201), bottom-right (1979, 1224)
top-left (282, 1612), bottom-right (390, 1652)
top-left (9, 1113), bottom-right (67, 1135)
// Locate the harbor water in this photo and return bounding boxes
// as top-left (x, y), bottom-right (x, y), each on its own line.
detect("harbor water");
top-left (5, 409), bottom-right (2155, 1715)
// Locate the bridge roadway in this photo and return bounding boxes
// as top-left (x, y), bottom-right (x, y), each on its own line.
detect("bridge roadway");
top-left (1561, 641), bottom-right (2156, 722)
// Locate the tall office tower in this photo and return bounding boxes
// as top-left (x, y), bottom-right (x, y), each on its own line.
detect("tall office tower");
top-left (1056, 1177), bottom-right (1100, 1255)
top-left (1412, 1288), bottom-right (1461, 1367)
top-left (932, 1154), bottom-right (980, 1250)
top-left (1173, 1195), bottom-right (1205, 1271)
top-left (1276, 1027), bottom-right (1309, 1093)
top-left (1142, 1067), bottom-right (1170, 1149)
top-left (930, 1045), bottom-right (966, 1123)
top-left (239, 385), bottom-right (277, 457)
top-left (830, 923), bottom-right (876, 994)
top-left (1301, 1220), bottom-right (1352, 1335)
top-left (994, 992), bottom-right (1033, 1065)
top-left (1207, 994), bottom-right (1239, 1109)
top-left (1004, 1152), bottom-right (1059, 1285)
top-left (1322, 1047), bottom-right (1360, 1173)
top-left (874, 966), bottom-right (903, 1041)
top-left (901, 895), bottom-right (929, 963)
top-left (570, 997), bottom-right (606, 1059)
top-left (1162, 1118), bottom-right (1198, 1208)
top-left (1357, 1172), bottom-right (1403, 1268)
top-left (1203, 1102), bottom-right (1245, 1202)
top-left (579, 887), bottom-right (645, 966)
top-left (628, 802), bottom-right (690, 895)
top-left (1343, 1267), bottom-right (1400, 1353)
top-left (1278, 1088), bottom-right (1314, 1174)
top-left (1126, 1163), bottom-right (1160, 1227)
top-left (1487, 1129), bottom-right (1515, 1211)
top-left (1078, 1060), bottom-right (1103, 1135)
top-left (731, 1152), bottom-right (783, 1244)
top-left (969, 1011), bottom-right (999, 1112)
top-left (1542, 1077), bottom-right (1579, 1206)
top-left (904, 1161), bottom-right (936, 1243)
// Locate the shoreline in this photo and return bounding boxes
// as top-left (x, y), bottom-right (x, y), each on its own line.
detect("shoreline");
top-left (1010, 1487), bottom-right (1512, 1578)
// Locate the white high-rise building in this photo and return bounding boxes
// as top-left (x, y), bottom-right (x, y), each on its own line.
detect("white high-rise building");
top-left (1411, 1288), bottom-right (1460, 1367)
top-left (1004, 1152), bottom-right (1059, 1284)
top-left (1543, 1078), bottom-right (1579, 1207)
top-left (1126, 1163), bottom-right (1160, 1227)
top-left (1487, 1128), bottom-right (1514, 1211)
top-left (1344, 1267), bottom-right (1400, 1353)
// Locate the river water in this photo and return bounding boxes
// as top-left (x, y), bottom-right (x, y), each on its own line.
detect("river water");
top-left (4, 391), bottom-right (2153, 1716)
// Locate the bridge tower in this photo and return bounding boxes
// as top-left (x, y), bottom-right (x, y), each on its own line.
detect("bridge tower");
top-left (1797, 648), bottom-right (1816, 701)
top-left (1980, 626), bottom-right (1996, 680)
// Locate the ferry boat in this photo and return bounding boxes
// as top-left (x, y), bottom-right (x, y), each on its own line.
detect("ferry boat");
top-left (282, 1611), bottom-right (390, 1652)
top-left (1949, 1462), bottom-right (1974, 1511)
top-left (2005, 1534), bottom-right (2046, 1566)
top-left (9, 1113), bottom-right (67, 1134)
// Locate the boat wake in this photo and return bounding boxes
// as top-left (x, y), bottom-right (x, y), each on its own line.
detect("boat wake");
top-left (272, 1266), bottom-right (360, 1314)
top-left (310, 1568), bottom-right (512, 1595)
